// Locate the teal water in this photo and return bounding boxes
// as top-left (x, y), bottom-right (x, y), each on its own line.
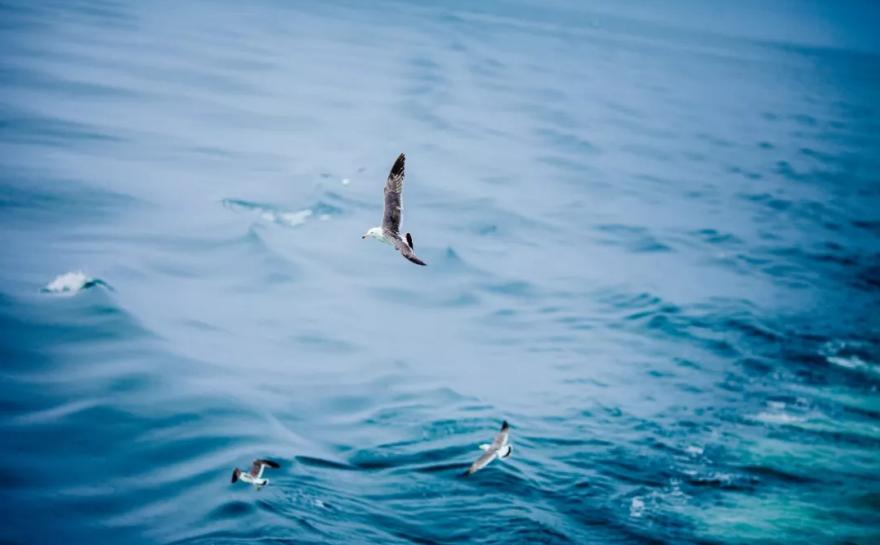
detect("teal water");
top-left (1, 1), bottom-right (880, 544)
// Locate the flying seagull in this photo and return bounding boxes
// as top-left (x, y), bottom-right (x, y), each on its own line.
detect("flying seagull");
top-left (231, 459), bottom-right (280, 489)
top-left (466, 421), bottom-right (512, 476)
top-left (362, 153), bottom-right (427, 266)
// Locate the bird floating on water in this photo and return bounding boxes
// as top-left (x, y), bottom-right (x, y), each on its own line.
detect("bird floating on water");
top-left (231, 459), bottom-right (280, 489)
top-left (362, 153), bottom-right (427, 266)
top-left (466, 421), bottom-right (512, 475)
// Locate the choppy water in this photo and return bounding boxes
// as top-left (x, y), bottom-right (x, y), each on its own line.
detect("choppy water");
top-left (2, 1), bottom-right (880, 544)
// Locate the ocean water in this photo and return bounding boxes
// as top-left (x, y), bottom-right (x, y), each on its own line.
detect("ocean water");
top-left (1, 1), bottom-right (879, 543)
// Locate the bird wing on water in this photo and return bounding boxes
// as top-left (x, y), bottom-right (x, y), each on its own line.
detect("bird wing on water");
top-left (382, 153), bottom-right (405, 233)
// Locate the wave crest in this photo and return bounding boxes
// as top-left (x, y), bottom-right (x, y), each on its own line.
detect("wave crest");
top-left (42, 271), bottom-right (109, 295)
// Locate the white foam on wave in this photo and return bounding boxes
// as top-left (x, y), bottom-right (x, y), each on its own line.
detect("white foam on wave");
top-left (752, 410), bottom-right (802, 425)
top-left (223, 199), bottom-right (314, 228)
top-left (629, 496), bottom-right (645, 518)
top-left (826, 355), bottom-right (877, 375)
top-left (279, 210), bottom-right (313, 227)
top-left (820, 340), bottom-right (878, 376)
top-left (685, 445), bottom-right (704, 456)
top-left (43, 271), bottom-right (95, 295)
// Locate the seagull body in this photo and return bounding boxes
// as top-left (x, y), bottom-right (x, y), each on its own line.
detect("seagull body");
top-left (466, 421), bottom-right (512, 475)
top-left (231, 459), bottom-right (280, 489)
top-left (362, 153), bottom-right (427, 266)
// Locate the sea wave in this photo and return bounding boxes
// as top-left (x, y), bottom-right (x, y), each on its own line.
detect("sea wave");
top-left (41, 271), bottom-right (110, 295)
top-left (222, 198), bottom-right (342, 228)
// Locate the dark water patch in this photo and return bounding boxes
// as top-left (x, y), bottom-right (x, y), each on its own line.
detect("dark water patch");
top-left (293, 455), bottom-right (355, 472)
top-left (0, 111), bottom-right (124, 147)
top-left (594, 224), bottom-right (672, 253)
top-left (536, 154), bottom-right (598, 177)
top-left (480, 279), bottom-right (539, 299)
top-left (349, 444), bottom-right (467, 472)
top-left (291, 334), bottom-right (357, 354)
top-left (852, 218), bottom-right (880, 235)
top-left (738, 464), bottom-right (816, 485)
top-left (414, 461), bottom-right (470, 474)
top-left (442, 197), bottom-right (557, 241)
top-left (1, 292), bottom-right (151, 350)
top-left (535, 127), bottom-right (601, 155)
top-left (0, 63), bottom-right (144, 99)
top-left (429, 247), bottom-right (486, 277)
top-left (688, 228), bottom-right (743, 247)
top-left (725, 164), bottom-right (762, 180)
top-left (0, 170), bottom-right (143, 226)
top-left (210, 500), bottom-right (256, 518)
top-left (740, 191), bottom-right (793, 213)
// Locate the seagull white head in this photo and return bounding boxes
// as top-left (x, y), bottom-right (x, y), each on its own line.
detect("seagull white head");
top-left (362, 226), bottom-right (388, 243)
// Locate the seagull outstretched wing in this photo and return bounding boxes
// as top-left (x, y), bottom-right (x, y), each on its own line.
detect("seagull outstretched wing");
top-left (382, 153), bottom-right (405, 234)
top-left (249, 459), bottom-right (280, 478)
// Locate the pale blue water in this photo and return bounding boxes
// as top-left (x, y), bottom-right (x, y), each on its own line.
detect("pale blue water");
top-left (1, 1), bottom-right (880, 544)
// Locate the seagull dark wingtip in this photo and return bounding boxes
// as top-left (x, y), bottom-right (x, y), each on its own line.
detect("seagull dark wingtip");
top-left (501, 420), bottom-right (509, 430)
top-left (390, 153), bottom-right (405, 178)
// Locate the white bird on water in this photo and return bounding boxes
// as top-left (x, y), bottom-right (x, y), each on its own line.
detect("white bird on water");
top-left (230, 459), bottom-right (280, 489)
top-left (466, 421), bottom-right (512, 475)
top-left (361, 153), bottom-right (427, 266)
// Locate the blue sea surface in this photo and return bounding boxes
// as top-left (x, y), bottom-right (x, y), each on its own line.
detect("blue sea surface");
top-left (1, 1), bottom-right (880, 544)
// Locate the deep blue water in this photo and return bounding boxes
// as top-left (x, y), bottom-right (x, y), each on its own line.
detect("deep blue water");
top-left (2, 1), bottom-right (880, 544)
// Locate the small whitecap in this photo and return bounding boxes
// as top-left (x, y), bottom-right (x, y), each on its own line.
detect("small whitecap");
top-left (827, 355), bottom-right (875, 373)
top-left (341, 178), bottom-right (350, 186)
top-left (629, 496), bottom-right (645, 518)
top-left (42, 271), bottom-right (103, 295)
top-left (752, 411), bottom-right (801, 425)
top-left (685, 445), bottom-right (703, 456)
top-left (278, 210), bottom-right (312, 227)
top-left (224, 198), bottom-right (316, 229)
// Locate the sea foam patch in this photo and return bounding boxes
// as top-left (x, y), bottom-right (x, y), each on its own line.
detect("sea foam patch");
top-left (42, 271), bottom-right (109, 295)
top-left (820, 340), bottom-right (879, 376)
top-left (222, 198), bottom-right (342, 228)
